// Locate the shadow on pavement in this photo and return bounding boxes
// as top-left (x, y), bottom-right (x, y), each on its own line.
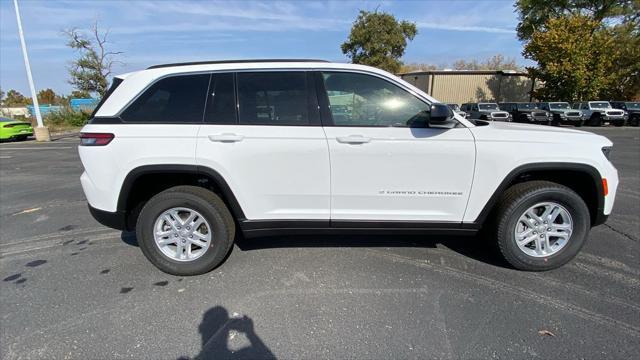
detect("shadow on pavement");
top-left (120, 231), bottom-right (510, 268)
top-left (236, 233), bottom-right (510, 268)
top-left (179, 306), bottom-right (275, 360)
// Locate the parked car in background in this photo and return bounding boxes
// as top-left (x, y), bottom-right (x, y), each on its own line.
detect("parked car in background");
top-left (460, 102), bottom-right (511, 121)
top-left (610, 101), bottom-right (640, 126)
top-left (499, 102), bottom-right (551, 125)
top-left (446, 103), bottom-right (467, 118)
top-left (538, 102), bottom-right (585, 127)
top-left (0, 117), bottom-right (33, 141)
top-left (573, 101), bottom-right (625, 126)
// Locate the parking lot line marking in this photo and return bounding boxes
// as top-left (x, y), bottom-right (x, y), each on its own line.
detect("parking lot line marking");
top-left (0, 155), bottom-right (12, 159)
top-left (0, 146), bottom-right (72, 150)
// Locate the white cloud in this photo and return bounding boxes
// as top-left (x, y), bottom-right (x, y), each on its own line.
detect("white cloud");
top-left (417, 22), bottom-right (516, 34)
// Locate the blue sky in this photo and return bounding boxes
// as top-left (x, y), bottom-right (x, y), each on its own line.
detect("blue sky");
top-left (0, 0), bottom-right (527, 95)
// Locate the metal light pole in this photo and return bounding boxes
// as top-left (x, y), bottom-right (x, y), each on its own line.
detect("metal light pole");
top-left (13, 0), bottom-right (50, 141)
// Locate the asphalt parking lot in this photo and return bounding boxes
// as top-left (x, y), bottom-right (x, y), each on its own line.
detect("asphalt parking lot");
top-left (0, 127), bottom-right (638, 360)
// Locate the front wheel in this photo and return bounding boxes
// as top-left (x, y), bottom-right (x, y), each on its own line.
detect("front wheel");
top-left (589, 114), bottom-right (602, 126)
top-left (493, 181), bottom-right (590, 271)
top-left (136, 186), bottom-right (235, 275)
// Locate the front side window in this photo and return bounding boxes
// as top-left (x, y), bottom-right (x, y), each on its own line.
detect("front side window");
top-left (121, 74), bottom-right (210, 123)
top-left (237, 72), bottom-right (309, 126)
top-left (321, 72), bottom-right (429, 127)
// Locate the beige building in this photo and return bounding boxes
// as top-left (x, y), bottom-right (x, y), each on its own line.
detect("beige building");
top-left (400, 70), bottom-right (536, 104)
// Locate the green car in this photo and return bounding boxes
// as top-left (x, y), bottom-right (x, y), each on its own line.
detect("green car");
top-left (0, 117), bottom-right (33, 141)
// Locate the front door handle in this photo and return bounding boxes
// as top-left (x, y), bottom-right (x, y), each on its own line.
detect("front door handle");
top-left (336, 135), bottom-right (371, 144)
top-left (208, 133), bottom-right (244, 143)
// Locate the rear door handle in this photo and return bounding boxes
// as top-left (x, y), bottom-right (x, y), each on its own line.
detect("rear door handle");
top-left (208, 133), bottom-right (244, 143)
top-left (336, 135), bottom-right (371, 144)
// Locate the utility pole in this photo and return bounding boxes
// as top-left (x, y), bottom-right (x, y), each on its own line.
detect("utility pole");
top-left (13, 0), bottom-right (50, 141)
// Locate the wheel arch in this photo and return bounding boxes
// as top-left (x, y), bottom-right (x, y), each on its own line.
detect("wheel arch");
top-left (117, 165), bottom-right (246, 230)
top-left (474, 162), bottom-right (605, 227)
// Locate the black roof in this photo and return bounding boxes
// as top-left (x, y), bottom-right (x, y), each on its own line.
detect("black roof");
top-left (147, 59), bottom-right (329, 70)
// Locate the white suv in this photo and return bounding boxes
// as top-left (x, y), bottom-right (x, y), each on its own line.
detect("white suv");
top-left (79, 60), bottom-right (618, 275)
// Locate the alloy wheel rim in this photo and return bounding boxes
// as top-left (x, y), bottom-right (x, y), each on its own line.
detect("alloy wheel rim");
top-left (514, 202), bottom-right (573, 258)
top-left (153, 207), bottom-right (212, 262)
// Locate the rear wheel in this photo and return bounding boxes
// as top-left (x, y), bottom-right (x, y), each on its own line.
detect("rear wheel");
top-left (492, 181), bottom-right (590, 271)
top-left (136, 186), bottom-right (235, 275)
top-left (630, 115), bottom-right (640, 127)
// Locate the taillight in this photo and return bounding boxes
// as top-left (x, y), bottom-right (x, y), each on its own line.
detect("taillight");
top-left (80, 132), bottom-right (114, 146)
top-left (602, 178), bottom-right (608, 196)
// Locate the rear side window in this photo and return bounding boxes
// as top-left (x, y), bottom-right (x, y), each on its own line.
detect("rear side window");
top-left (204, 73), bottom-right (237, 124)
top-left (237, 72), bottom-right (310, 126)
top-left (121, 74), bottom-right (210, 123)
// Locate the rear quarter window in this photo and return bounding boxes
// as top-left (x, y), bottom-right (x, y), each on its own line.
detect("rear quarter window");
top-left (121, 74), bottom-right (210, 123)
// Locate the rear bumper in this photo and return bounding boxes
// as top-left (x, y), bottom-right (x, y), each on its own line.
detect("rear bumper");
top-left (88, 204), bottom-right (126, 230)
top-left (593, 212), bottom-right (609, 227)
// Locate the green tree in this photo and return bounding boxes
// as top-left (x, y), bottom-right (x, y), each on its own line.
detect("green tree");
top-left (37, 88), bottom-right (60, 105)
top-left (341, 10), bottom-right (417, 73)
top-left (399, 62), bottom-right (438, 73)
top-left (0, 88), bottom-right (5, 106)
top-left (70, 90), bottom-right (91, 98)
top-left (515, 0), bottom-right (638, 41)
top-left (4, 90), bottom-right (29, 106)
top-left (523, 16), bottom-right (617, 101)
top-left (64, 22), bottom-right (122, 97)
top-left (453, 54), bottom-right (523, 71)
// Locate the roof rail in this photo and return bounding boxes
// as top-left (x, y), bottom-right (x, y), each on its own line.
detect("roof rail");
top-left (147, 59), bottom-right (330, 70)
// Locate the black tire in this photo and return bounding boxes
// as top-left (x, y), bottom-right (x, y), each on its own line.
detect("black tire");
top-left (136, 186), bottom-right (235, 276)
top-left (589, 113), bottom-right (602, 126)
top-left (630, 116), bottom-right (640, 127)
top-left (492, 181), bottom-right (590, 271)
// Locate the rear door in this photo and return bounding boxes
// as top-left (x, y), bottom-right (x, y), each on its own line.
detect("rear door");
top-left (196, 71), bottom-right (330, 221)
top-left (318, 71), bottom-right (475, 223)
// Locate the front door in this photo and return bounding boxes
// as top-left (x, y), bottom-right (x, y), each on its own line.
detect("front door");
top-left (318, 71), bottom-right (476, 223)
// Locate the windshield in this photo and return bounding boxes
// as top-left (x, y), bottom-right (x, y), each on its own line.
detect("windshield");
top-left (549, 103), bottom-right (570, 109)
top-left (446, 104), bottom-right (460, 111)
top-left (517, 103), bottom-right (537, 110)
top-left (626, 102), bottom-right (640, 109)
top-left (590, 102), bottom-right (611, 109)
top-left (479, 103), bottom-right (499, 110)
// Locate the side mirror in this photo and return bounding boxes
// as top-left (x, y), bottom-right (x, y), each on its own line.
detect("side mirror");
top-left (429, 103), bottom-right (454, 124)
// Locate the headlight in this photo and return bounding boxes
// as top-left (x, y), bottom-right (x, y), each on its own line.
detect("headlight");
top-left (559, 113), bottom-right (566, 118)
top-left (602, 146), bottom-right (612, 160)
